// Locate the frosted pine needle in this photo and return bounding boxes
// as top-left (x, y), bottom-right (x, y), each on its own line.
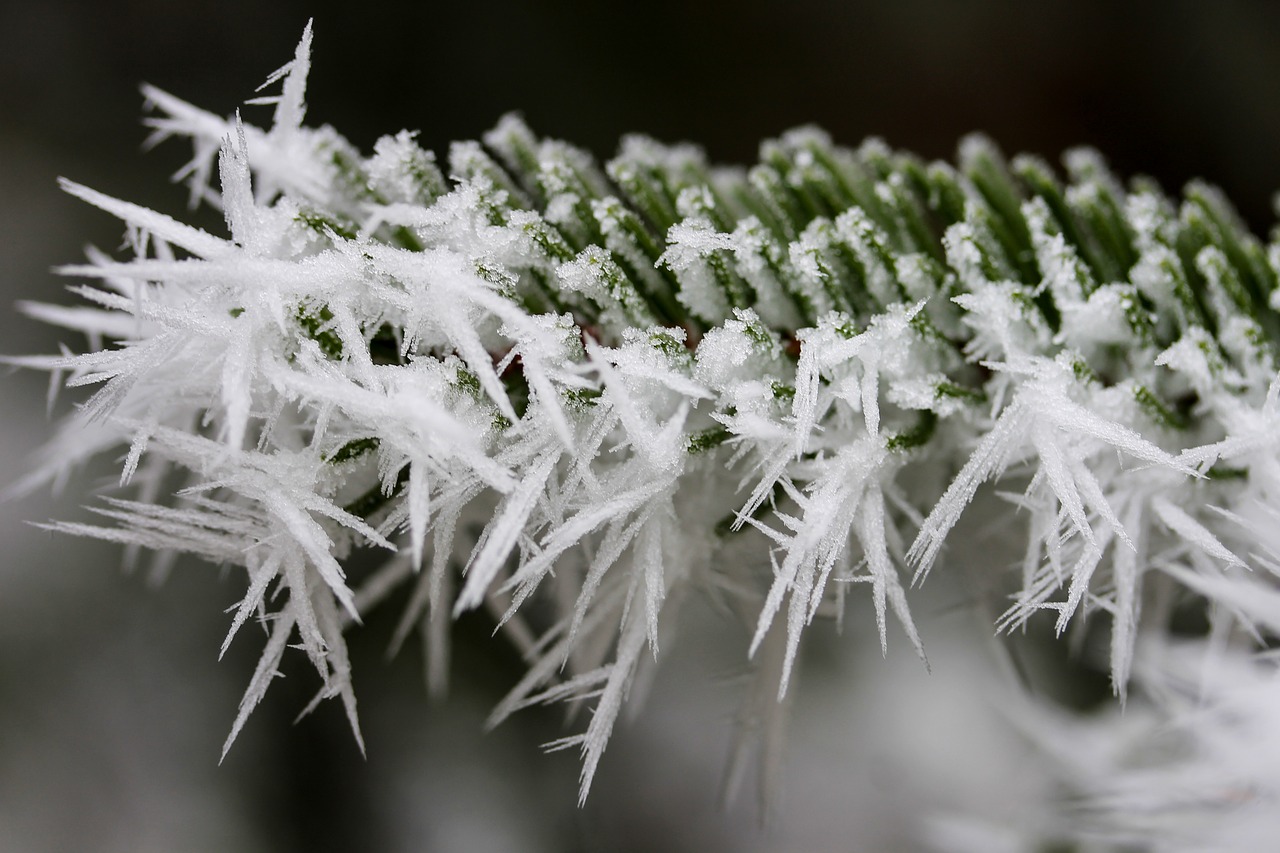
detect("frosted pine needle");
top-left (14, 24), bottom-right (1280, 826)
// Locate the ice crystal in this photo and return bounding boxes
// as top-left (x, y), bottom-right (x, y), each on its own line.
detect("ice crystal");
top-left (15, 23), bottom-right (1280, 825)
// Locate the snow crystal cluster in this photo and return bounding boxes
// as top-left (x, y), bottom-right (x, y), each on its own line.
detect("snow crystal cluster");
top-left (17, 24), bottom-right (1280, 845)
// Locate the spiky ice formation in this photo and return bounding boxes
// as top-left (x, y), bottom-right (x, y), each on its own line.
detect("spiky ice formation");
top-left (14, 24), bottom-right (1280, 821)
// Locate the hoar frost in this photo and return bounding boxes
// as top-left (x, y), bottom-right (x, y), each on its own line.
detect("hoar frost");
top-left (15, 23), bottom-right (1280, 843)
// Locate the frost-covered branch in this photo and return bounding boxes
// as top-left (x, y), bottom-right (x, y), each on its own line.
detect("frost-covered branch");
top-left (15, 24), bottom-right (1280, 839)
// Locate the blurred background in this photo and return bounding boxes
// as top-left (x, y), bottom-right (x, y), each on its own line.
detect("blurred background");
top-left (3, 1), bottom-right (1280, 850)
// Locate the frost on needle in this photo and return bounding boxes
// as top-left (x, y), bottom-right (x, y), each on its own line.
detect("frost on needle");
top-left (15, 23), bottom-right (1280, 828)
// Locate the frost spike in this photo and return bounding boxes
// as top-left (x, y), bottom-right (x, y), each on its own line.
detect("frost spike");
top-left (59, 179), bottom-right (231, 258)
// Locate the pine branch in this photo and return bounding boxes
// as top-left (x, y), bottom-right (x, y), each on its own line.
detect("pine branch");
top-left (14, 23), bottom-right (1280, 840)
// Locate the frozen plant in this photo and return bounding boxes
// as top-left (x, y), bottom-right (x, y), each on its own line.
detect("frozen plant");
top-left (14, 22), bottom-right (1280, 842)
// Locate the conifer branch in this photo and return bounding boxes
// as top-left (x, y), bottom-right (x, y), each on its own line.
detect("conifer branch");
top-left (14, 24), bottom-right (1280, 844)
